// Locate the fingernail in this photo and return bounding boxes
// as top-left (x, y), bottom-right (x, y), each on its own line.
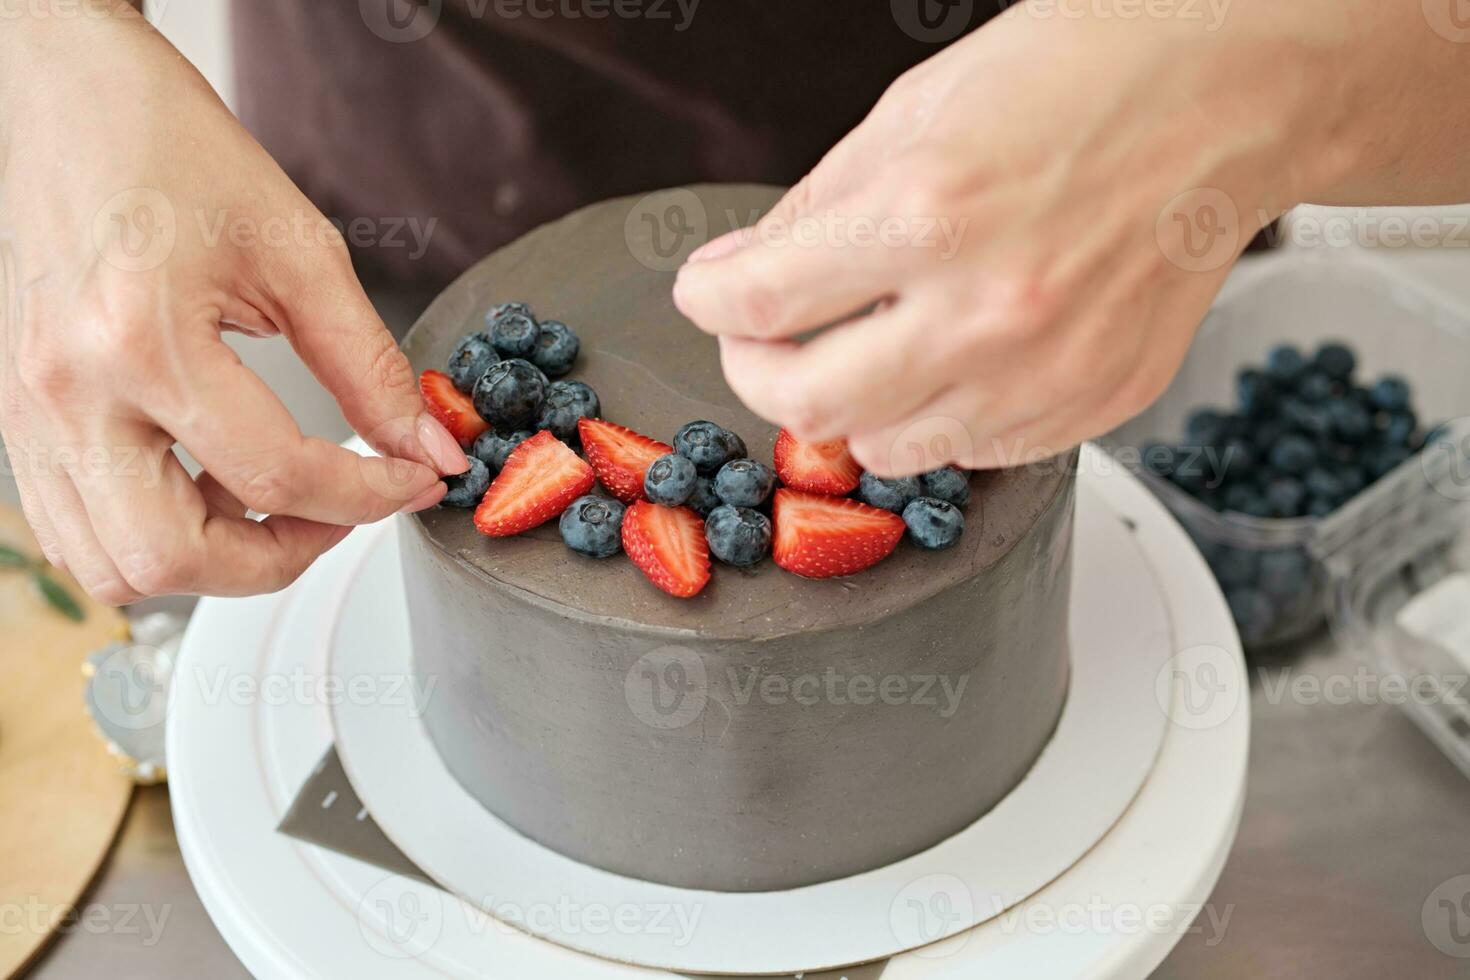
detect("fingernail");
top-left (399, 482), bottom-right (448, 514)
top-left (417, 413), bottom-right (469, 475)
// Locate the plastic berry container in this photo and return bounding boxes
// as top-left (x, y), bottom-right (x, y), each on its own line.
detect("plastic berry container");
top-left (1104, 251), bottom-right (1470, 648)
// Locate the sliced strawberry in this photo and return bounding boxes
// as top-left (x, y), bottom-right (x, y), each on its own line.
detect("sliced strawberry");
top-left (474, 431), bottom-right (594, 537)
top-left (773, 429), bottom-right (862, 495)
top-left (772, 488), bottom-right (905, 579)
top-left (578, 418), bottom-right (673, 505)
top-left (622, 500), bottom-right (711, 598)
top-left (420, 369), bottom-right (489, 447)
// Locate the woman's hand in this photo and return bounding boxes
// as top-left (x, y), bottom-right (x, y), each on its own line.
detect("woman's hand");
top-left (0, 3), bottom-right (465, 603)
top-left (673, 3), bottom-right (1378, 476)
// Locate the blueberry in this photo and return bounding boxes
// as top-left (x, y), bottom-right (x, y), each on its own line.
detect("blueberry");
top-left (559, 495), bottom-right (625, 558)
top-left (1225, 587), bottom-right (1276, 644)
top-left (472, 359), bottom-right (546, 430)
top-left (1327, 398), bottom-right (1372, 443)
top-left (1219, 438), bottom-right (1258, 482)
top-left (919, 467), bottom-right (971, 508)
top-left (853, 472), bottom-right (921, 513)
top-left (1222, 483), bottom-right (1268, 518)
top-left (644, 453), bottom-right (698, 506)
top-left (704, 505), bottom-right (772, 567)
top-left (1337, 464), bottom-right (1368, 498)
top-left (1369, 376), bottom-right (1411, 413)
top-left (1259, 549), bottom-right (1310, 600)
top-left (489, 312), bottom-right (540, 359)
top-left (535, 380), bottom-right (600, 444)
top-left (714, 458), bottom-right (777, 508)
top-left (1267, 434), bottom-right (1316, 475)
top-left (1314, 341), bottom-right (1356, 381)
top-left (486, 301), bottom-right (534, 325)
top-left (1362, 443), bottom-right (1411, 479)
top-left (1296, 371), bottom-right (1336, 403)
top-left (673, 421), bottom-right (747, 476)
top-left (903, 497), bottom-right (965, 550)
top-left (1210, 547), bottom-right (1258, 589)
top-left (1282, 398), bottom-right (1333, 439)
top-left (1141, 442), bottom-right (1179, 478)
top-left (1185, 408), bottom-right (1228, 447)
top-left (447, 332), bottom-right (499, 393)
top-left (1305, 496), bottom-right (1336, 519)
top-left (1264, 476), bottom-right (1307, 517)
top-left (1380, 408), bottom-right (1417, 447)
top-left (440, 456), bottom-right (490, 508)
top-left (527, 320), bottom-right (580, 378)
top-left (1304, 467), bottom-right (1347, 505)
top-left (1265, 344), bottom-right (1308, 384)
top-left (686, 476), bottom-right (721, 517)
top-left (1236, 369), bottom-right (1279, 417)
top-left (1250, 418), bottom-right (1292, 454)
top-left (470, 429), bottom-right (532, 472)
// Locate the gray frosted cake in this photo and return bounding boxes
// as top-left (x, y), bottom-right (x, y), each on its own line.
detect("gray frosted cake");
top-left (401, 185), bottom-right (1075, 892)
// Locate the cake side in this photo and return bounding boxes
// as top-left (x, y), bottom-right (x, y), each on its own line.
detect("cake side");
top-left (405, 464), bottom-right (1073, 891)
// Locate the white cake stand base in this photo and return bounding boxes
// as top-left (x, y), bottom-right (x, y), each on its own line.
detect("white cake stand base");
top-left (169, 443), bottom-right (1249, 979)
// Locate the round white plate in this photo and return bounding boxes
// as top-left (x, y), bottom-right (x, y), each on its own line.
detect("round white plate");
top-left (170, 442), bottom-right (1250, 979)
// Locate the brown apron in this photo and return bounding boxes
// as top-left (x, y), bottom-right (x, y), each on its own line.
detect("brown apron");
top-left (231, 0), bottom-right (997, 288)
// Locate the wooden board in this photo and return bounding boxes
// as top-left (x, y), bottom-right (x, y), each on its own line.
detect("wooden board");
top-left (0, 505), bottom-right (134, 979)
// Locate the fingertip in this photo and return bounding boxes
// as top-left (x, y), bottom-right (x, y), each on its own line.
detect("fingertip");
top-left (416, 413), bottom-right (470, 475)
top-left (398, 482), bottom-right (447, 514)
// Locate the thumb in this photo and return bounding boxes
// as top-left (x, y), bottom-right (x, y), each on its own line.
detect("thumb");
top-left (266, 242), bottom-right (468, 478)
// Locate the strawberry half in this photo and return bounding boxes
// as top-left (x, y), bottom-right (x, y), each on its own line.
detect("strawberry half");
top-left (622, 500), bottom-right (711, 598)
top-left (474, 431), bottom-right (595, 537)
top-left (772, 489), bottom-right (905, 579)
top-left (773, 429), bottom-right (862, 495)
top-left (578, 418), bottom-right (673, 505)
top-left (420, 369), bottom-right (489, 447)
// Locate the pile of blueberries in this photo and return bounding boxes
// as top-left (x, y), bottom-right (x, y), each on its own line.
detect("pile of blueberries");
top-left (1140, 340), bottom-right (1441, 644)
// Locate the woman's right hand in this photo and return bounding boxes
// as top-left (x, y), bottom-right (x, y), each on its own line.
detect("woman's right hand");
top-left (0, 2), bottom-right (466, 604)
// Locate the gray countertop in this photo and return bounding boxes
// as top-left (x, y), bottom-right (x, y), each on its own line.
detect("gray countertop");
top-left (19, 256), bottom-right (1470, 978)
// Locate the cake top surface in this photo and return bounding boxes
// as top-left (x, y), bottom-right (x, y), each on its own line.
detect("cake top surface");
top-left (403, 185), bottom-right (1072, 639)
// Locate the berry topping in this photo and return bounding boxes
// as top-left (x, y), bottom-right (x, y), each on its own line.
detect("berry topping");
top-left (559, 495), bottom-right (626, 558)
top-left (643, 453), bottom-right (698, 507)
top-left (536, 380), bottom-right (601, 444)
top-left (855, 472), bottom-right (921, 513)
top-left (771, 489), bottom-right (905, 579)
top-left (673, 420), bottom-right (747, 476)
top-left (486, 301), bottom-right (534, 325)
top-left (440, 456), bottom-right (491, 508)
top-left (470, 429), bottom-right (533, 472)
top-left (578, 418), bottom-right (673, 505)
top-left (704, 504), bottom-right (772, 567)
top-left (713, 458), bottom-right (776, 509)
top-left (918, 467), bottom-right (971, 508)
top-left (1369, 375), bottom-right (1411, 412)
top-left (622, 500), bottom-right (711, 598)
top-left (1264, 344), bottom-right (1307, 384)
top-left (530, 320), bottom-right (580, 378)
top-left (490, 311), bottom-right (540, 359)
top-left (472, 358), bottom-right (547, 430)
top-left (772, 429), bottom-right (861, 495)
top-left (473, 430), bottom-right (595, 537)
top-left (902, 497), bottom-right (965, 550)
top-left (419, 369), bottom-right (490, 447)
top-left (447, 332), bottom-right (499, 393)
top-left (686, 476), bottom-right (721, 517)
